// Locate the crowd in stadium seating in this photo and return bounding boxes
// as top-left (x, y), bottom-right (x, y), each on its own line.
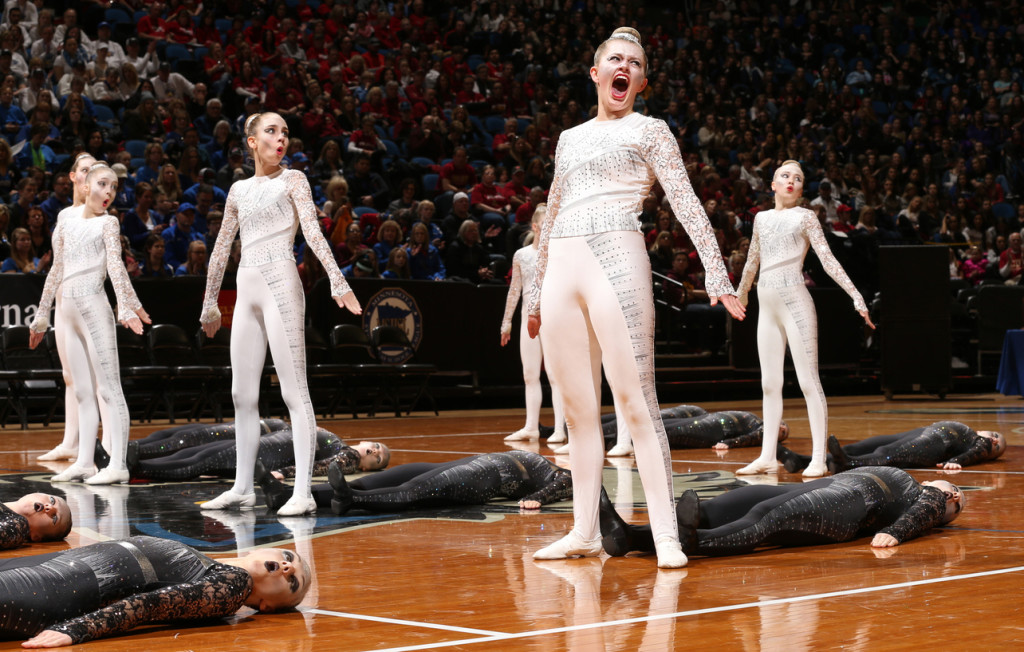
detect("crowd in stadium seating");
top-left (0, 0), bottom-right (1022, 305)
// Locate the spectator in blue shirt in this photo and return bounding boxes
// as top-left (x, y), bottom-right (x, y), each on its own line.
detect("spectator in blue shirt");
top-left (161, 202), bottom-right (203, 269)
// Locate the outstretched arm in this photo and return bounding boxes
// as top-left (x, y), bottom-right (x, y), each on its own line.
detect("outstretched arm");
top-left (200, 188), bottom-right (240, 335)
top-left (102, 217), bottom-right (147, 333)
top-left (289, 171), bottom-right (359, 314)
top-left (525, 138), bottom-right (566, 324)
top-left (641, 119), bottom-right (744, 319)
top-left (873, 488), bottom-right (947, 547)
top-left (29, 222), bottom-right (65, 339)
top-left (29, 565), bottom-right (251, 647)
top-left (801, 208), bottom-right (873, 326)
top-left (518, 466), bottom-right (573, 509)
top-left (500, 252), bottom-right (523, 345)
top-left (735, 222), bottom-right (761, 306)
top-left (942, 436), bottom-right (992, 470)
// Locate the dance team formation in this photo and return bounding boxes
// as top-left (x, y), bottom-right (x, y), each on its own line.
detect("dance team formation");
top-left (0, 1), bottom-right (1017, 647)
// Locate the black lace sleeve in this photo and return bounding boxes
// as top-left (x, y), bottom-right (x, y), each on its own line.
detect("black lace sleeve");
top-left (718, 428), bottom-right (764, 449)
top-left (945, 436), bottom-right (992, 468)
top-left (0, 505), bottom-right (30, 550)
top-left (277, 434), bottom-right (353, 478)
top-left (876, 487), bottom-right (948, 544)
top-left (310, 447), bottom-right (361, 477)
top-left (47, 564), bottom-right (252, 645)
top-left (520, 467), bottom-right (573, 506)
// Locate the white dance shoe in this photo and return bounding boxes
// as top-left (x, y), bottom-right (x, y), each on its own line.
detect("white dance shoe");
top-left (606, 442), bottom-right (634, 457)
top-left (200, 490), bottom-right (256, 510)
top-left (533, 531), bottom-right (603, 560)
top-left (655, 539), bottom-right (688, 569)
top-left (547, 429), bottom-right (567, 444)
top-left (504, 428), bottom-right (540, 442)
top-left (735, 459), bottom-right (779, 475)
top-left (85, 467), bottom-right (130, 485)
top-left (276, 495), bottom-right (317, 516)
top-left (802, 461), bottom-right (829, 478)
top-left (552, 442), bottom-right (571, 455)
top-left (51, 464), bottom-right (95, 482)
top-left (38, 445), bottom-right (77, 461)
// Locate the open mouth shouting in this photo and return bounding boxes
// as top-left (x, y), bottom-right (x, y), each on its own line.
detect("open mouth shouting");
top-left (611, 73), bottom-right (631, 101)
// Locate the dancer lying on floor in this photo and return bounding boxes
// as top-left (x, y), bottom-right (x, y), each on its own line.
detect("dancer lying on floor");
top-left (1, 536), bottom-right (308, 648)
top-left (599, 466), bottom-right (962, 558)
top-left (776, 421), bottom-right (1006, 473)
top-left (601, 410), bottom-right (787, 450)
top-left (257, 450), bottom-right (572, 513)
top-left (96, 427), bottom-right (388, 490)
top-left (0, 493), bottom-right (72, 549)
top-left (129, 419), bottom-right (289, 458)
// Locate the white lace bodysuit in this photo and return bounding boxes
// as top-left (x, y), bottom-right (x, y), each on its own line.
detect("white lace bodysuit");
top-left (501, 244), bottom-right (537, 334)
top-left (736, 207), bottom-right (867, 311)
top-left (526, 111), bottom-right (734, 315)
top-left (201, 168), bottom-right (350, 322)
top-left (31, 213), bottom-right (142, 332)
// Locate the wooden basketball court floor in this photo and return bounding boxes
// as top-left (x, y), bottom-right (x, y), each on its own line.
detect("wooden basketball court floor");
top-left (1, 393), bottom-right (1022, 651)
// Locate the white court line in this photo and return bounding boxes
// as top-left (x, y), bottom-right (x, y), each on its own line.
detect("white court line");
top-left (300, 608), bottom-right (500, 636)
top-left (335, 565), bottom-right (1024, 652)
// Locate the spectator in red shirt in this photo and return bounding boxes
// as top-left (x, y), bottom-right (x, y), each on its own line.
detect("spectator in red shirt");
top-left (439, 147), bottom-right (477, 195)
top-left (501, 166), bottom-right (530, 212)
top-left (137, 4), bottom-right (168, 42)
top-left (1000, 232), bottom-right (1023, 284)
top-left (347, 115), bottom-right (386, 167)
top-left (455, 75), bottom-right (485, 106)
top-left (491, 117), bottom-right (518, 165)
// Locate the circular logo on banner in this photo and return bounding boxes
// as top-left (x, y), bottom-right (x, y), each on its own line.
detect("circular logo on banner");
top-left (362, 287), bottom-right (423, 363)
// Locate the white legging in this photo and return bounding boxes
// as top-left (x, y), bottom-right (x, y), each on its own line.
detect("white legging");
top-left (53, 294), bottom-right (113, 453)
top-left (540, 231), bottom-right (677, 545)
top-left (228, 261), bottom-right (316, 500)
top-left (756, 285), bottom-right (827, 467)
top-left (61, 293), bottom-right (130, 470)
top-left (520, 317), bottom-right (564, 433)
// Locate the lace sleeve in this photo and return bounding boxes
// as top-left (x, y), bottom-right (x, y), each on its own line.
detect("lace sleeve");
top-left (288, 171), bottom-right (351, 299)
top-left (29, 222), bottom-right (64, 333)
top-left (876, 486), bottom-right (947, 544)
top-left (718, 428), bottom-right (763, 449)
top-left (641, 119), bottom-right (734, 298)
top-left (291, 447), bottom-right (361, 478)
top-left (525, 138), bottom-right (566, 316)
top-left (501, 250), bottom-right (523, 334)
top-left (520, 467), bottom-right (573, 505)
top-left (946, 436), bottom-right (992, 468)
top-left (800, 209), bottom-right (867, 312)
top-left (735, 219), bottom-right (761, 306)
top-left (201, 187), bottom-right (240, 324)
top-left (103, 217), bottom-right (143, 322)
top-left (47, 564), bottom-right (251, 645)
top-left (0, 506), bottom-right (30, 549)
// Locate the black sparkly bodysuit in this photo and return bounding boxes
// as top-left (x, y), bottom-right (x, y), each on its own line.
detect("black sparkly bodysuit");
top-left (134, 428), bottom-right (359, 480)
top-left (0, 536), bottom-right (250, 643)
top-left (693, 467), bottom-right (948, 555)
top-left (134, 420), bottom-right (289, 458)
top-left (601, 404), bottom-right (706, 437)
top-left (831, 421), bottom-right (994, 470)
top-left (312, 450), bottom-right (573, 511)
top-left (781, 421), bottom-right (995, 471)
top-left (0, 505), bottom-right (30, 550)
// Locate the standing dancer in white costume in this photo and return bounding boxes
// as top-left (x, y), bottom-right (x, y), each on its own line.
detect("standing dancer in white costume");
top-left (501, 206), bottom-right (566, 444)
top-left (735, 161), bottom-right (874, 478)
top-left (30, 163), bottom-right (151, 484)
top-left (526, 27), bottom-right (745, 568)
top-left (37, 154), bottom-right (107, 462)
top-left (199, 112), bottom-right (361, 516)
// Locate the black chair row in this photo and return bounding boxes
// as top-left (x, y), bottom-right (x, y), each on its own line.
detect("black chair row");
top-left (1, 322), bottom-right (438, 428)
top-left (0, 326), bottom-right (64, 428)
